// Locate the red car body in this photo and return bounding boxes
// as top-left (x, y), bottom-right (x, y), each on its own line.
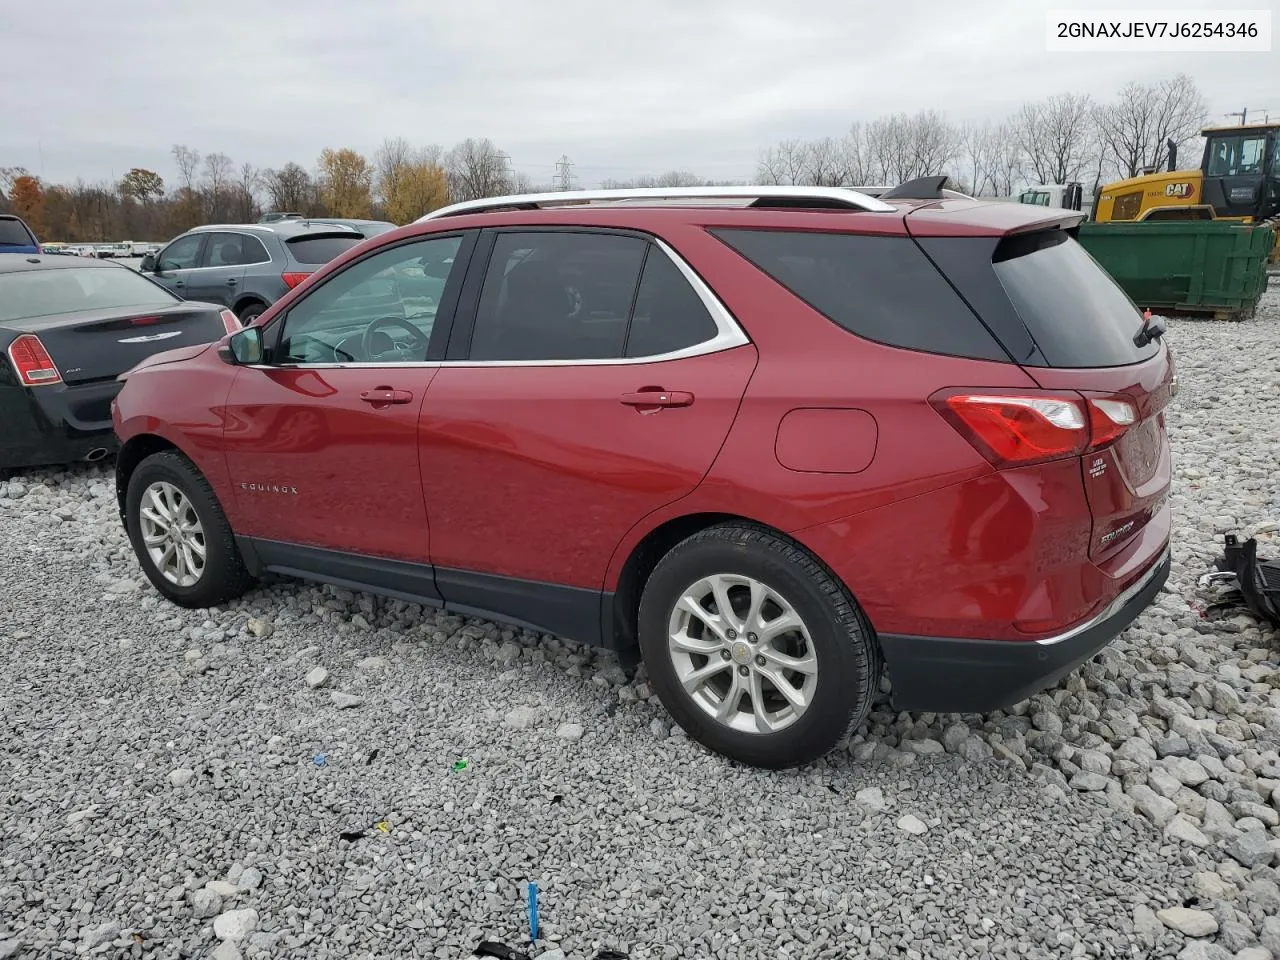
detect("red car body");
top-left (113, 193), bottom-right (1172, 715)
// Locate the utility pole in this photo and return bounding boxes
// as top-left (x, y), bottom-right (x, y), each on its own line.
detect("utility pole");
top-left (554, 155), bottom-right (575, 192)
top-left (1225, 107), bottom-right (1262, 125)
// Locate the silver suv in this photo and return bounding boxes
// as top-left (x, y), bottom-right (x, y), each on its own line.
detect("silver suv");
top-left (138, 221), bottom-right (385, 323)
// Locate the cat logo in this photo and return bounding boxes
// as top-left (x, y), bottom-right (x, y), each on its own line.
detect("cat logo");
top-left (1164, 182), bottom-right (1195, 199)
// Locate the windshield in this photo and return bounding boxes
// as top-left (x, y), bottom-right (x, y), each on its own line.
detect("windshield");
top-left (0, 267), bottom-right (178, 322)
top-left (0, 218), bottom-right (36, 246)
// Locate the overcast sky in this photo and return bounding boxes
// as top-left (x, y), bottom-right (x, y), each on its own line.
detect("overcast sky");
top-left (1, 0), bottom-right (1274, 188)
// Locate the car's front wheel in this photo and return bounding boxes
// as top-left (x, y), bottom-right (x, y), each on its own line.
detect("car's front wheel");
top-left (125, 451), bottom-right (252, 608)
top-left (638, 523), bottom-right (881, 769)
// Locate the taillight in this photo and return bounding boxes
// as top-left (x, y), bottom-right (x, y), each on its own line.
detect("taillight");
top-left (282, 272), bottom-right (311, 289)
top-left (219, 309), bottom-right (241, 334)
top-left (1087, 398), bottom-right (1136, 449)
top-left (7, 334), bottom-right (62, 386)
top-left (933, 389), bottom-right (1140, 467)
top-left (129, 315), bottom-right (163, 326)
top-left (934, 392), bottom-right (1087, 466)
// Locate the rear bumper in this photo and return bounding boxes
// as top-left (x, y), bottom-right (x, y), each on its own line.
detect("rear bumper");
top-left (879, 546), bottom-right (1170, 713)
top-left (0, 380), bottom-right (121, 469)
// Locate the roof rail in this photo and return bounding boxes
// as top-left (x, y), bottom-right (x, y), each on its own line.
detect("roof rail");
top-left (416, 185), bottom-right (897, 222)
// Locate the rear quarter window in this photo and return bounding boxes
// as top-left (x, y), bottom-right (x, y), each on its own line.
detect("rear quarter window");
top-left (286, 234), bottom-right (364, 265)
top-left (992, 231), bottom-right (1157, 368)
top-left (710, 228), bottom-right (1008, 362)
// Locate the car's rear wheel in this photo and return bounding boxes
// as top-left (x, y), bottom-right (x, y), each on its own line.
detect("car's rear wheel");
top-left (638, 523), bottom-right (880, 769)
top-left (237, 301), bottom-right (266, 325)
top-left (125, 451), bottom-right (252, 608)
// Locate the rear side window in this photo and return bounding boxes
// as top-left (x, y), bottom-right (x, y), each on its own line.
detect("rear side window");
top-left (711, 229), bottom-right (1007, 361)
top-left (469, 231), bottom-right (647, 361)
top-left (992, 231), bottom-right (1156, 368)
top-left (625, 250), bottom-right (719, 358)
top-left (0, 218), bottom-right (36, 246)
top-left (286, 234), bottom-right (364, 264)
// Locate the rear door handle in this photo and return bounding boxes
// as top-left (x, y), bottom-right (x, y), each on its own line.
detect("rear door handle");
top-left (619, 389), bottom-right (694, 408)
top-left (360, 388), bottom-right (414, 405)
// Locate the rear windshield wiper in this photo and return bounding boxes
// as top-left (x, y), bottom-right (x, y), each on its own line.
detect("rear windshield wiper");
top-left (1133, 309), bottom-right (1166, 348)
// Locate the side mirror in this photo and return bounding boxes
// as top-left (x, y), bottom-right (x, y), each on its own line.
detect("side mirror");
top-left (139, 252), bottom-right (156, 272)
top-left (225, 326), bottom-right (264, 365)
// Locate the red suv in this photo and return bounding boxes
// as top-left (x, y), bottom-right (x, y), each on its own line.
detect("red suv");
top-left (112, 181), bottom-right (1173, 769)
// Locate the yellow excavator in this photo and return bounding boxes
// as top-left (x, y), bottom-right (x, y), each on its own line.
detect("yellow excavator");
top-left (1093, 123), bottom-right (1280, 257)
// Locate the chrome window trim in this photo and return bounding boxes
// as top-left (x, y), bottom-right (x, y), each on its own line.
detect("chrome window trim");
top-left (1034, 545), bottom-right (1171, 647)
top-left (158, 230), bottom-right (277, 273)
top-left (257, 236), bottom-right (751, 370)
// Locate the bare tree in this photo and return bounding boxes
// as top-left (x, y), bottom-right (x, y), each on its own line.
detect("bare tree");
top-left (171, 145), bottom-right (201, 193)
top-left (0, 166), bottom-right (30, 196)
top-left (1095, 74), bottom-right (1207, 179)
top-left (990, 123), bottom-right (1026, 196)
top-left (201, 152), bottom-right (234, 221)
top-left (1015, 93), bottom-right (1096, 185)
top-left (373, 137), bottom-right (414, 210)
top-left (957, 122), bottom-right (1007, 196)
top-left (756, 138), bottom-right (810, 185)
top-left (840, 125), bottom-right (871, 186)
top-left (234, 163), bottom-right (261, 221)
top-left (263, 163), bottom-right (314, 213)
top-left (444, 138), bottom-right (510, 201)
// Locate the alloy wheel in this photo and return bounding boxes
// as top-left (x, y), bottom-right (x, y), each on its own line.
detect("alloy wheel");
top-left (667, 573), bottom-right (818, 734)
top-left (138, 481), bottom-right (206, 587)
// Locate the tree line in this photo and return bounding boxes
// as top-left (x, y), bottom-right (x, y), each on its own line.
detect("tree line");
top-left (0, 73), bottom-right (1209, 244)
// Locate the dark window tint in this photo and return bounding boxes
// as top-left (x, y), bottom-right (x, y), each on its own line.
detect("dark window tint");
top-left (158, 234), bottom-right (204, 270)
top-left (206, 232), bottom-right (250, 267)
top-left (1205, 134), bottom-right (1268, 177)
top-left (0, 267), bottom-right (177, 322)
top-left (992, 230), bottom-right (1156, 368)
top-left (625, 250), bottom-right (718, 357)
top-left (241, 235), bottom-right (271, 265)
top-left (0, 218), bottom-right (35, 246)
top-left (286, 234), bottom-right (364, 264)
top-left (470, 231), bottom-right (646, 361)
top-left (712, 229), bottom-right (1006, 361)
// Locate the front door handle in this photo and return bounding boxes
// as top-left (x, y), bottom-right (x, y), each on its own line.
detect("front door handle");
top-left (619, 389), bottom-right (695, 408)
top-left (226, 278), bottom-right (238, 286)
top-left (360, 387), bottom-right (414, 405)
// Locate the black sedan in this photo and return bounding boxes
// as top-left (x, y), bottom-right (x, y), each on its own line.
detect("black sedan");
top-left (0, 255), bottom-right (237, 470)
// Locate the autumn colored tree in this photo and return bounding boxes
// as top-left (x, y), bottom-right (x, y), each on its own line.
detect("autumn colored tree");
top-left (9, 175), bottom-right (46, 235)
top-left (317, 147), bottom-right (373, 218)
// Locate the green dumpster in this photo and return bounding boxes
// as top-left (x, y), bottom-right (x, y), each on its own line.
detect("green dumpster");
top-left (1077, 220), bottom-right (1274, 319)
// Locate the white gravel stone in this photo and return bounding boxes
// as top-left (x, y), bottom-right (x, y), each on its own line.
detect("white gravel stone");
top-left (304, 666), bottom-right (330, 688)
top-left (212, 942), bottom-right (244, 960)
top-left (204, 880), bottom-right (239, 898)
top-left (237, 867), bottom-right (262, 891)
top-left (168, 767), bottom-right (195, 787)
top-left (1158, 906), bottom-right (1219, 937)
top-left (78, 921), bottom-right (119, 950)
top-left (330, 691), bottom-right (364, 709)
top-left (190, 887), bottom-right (222, 919)
top-left (505, 705), bottom-right (544, 729)
top-left (896, 814), bottom-right (928, 836)
top-left (212, 908), bottom-right (258, 941)
top-left (854, 786), bottom-right (888, 812)
top-left (554, 721), bottom-right (584, 741)
top-left (1166, 815), bottom-right (1212, 847)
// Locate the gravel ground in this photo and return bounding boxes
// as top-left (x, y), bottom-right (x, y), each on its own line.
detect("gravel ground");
top-left (1, 288), bottom-right (1279, 960)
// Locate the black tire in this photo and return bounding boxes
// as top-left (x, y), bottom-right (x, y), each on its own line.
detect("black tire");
top-left (125, 451), bottom-right (252, 608)
top-left (237, 301), bottom-right (266, 325)
top-left (637, 523), bottom-right (881, 769)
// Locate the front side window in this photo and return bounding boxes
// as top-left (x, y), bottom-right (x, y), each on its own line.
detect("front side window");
top-left (1206, 135), bottom-right (1268, 177)
top-left (276, 235), bottom-right (463, 364)
top-left (467, 232), bottom-right (722, 362)
top-left (159, 234), bottom-right (204, 271)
